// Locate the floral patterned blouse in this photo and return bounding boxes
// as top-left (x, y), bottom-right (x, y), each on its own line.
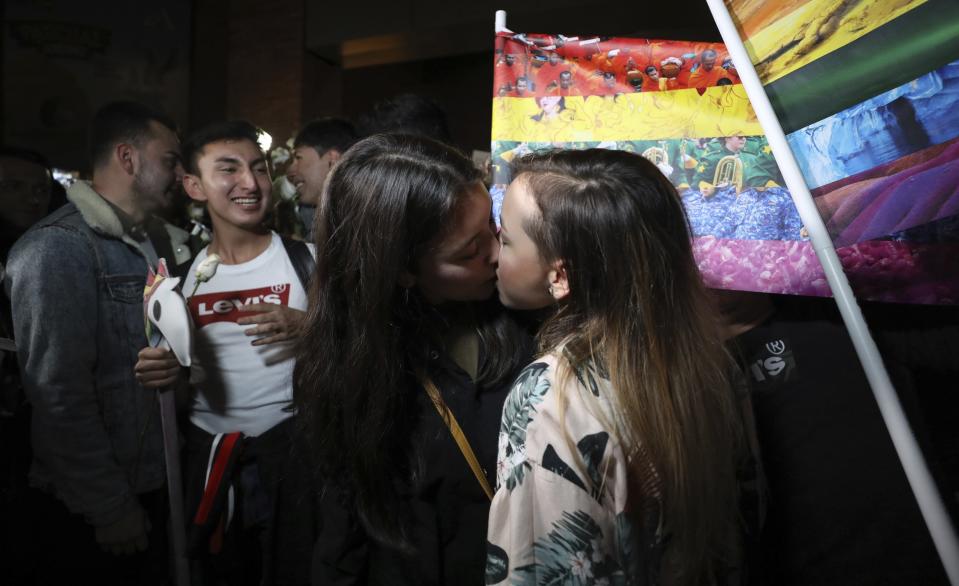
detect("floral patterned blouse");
top-left (486, 353), bottom-right (668, 586)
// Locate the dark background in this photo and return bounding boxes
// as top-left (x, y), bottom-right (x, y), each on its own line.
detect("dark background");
top-left (2, 0), bottom-right (721, 172)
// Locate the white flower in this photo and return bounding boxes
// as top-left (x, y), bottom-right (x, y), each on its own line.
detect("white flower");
top-left (271, 146), bottom-right (291, 166)
top-left (507, 445), bottom-right (527, 471)
top-left (590, 539), bottom-right (604, 562)
top-left (496, 433), bottom-right (510, 488)
top-left (190, 253), bottom-right (221, 297)
top-left (187, 203), bottom-right (207, 221)
top-left (274, 175), bottom-right (298, 201)
top-left (195, 253), bottom-right (221, 282)
top-left (570, 551), bottom-right (592, 579)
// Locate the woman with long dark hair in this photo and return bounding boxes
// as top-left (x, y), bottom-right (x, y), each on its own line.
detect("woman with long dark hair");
top-left (293, 134), bottom-right (531, 584)
top-left (487, 148), bottom-right (746, 585)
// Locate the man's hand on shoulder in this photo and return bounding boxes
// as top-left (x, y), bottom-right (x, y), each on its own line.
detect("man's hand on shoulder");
top-left (134, 347), bottom-right (182, 389)
top-left (94, 503), bottom-right (150, 556)
top-left (237, 303), bottom-right (306, 346)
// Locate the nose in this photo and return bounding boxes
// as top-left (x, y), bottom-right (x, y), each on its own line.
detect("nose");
top-left (486, 227), bottom-right (500, 266)
top-left (239, 167), bottom-right (257, 191)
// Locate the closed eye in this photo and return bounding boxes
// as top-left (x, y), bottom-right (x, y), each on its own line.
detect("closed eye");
top-left (457, 243), bottom-right (480, 260)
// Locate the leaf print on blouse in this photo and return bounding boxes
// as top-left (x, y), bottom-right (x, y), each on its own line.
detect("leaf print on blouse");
top-left (541, 432), bottom-right (611, 502)
top-left (542, 444), bottom-right (587, 493)
top-left (512, 510), bottom-right (624, 586)
top-left (498, 361), bottom-right (551, 491)
top-left (615, 512), bottom-right (642, 586)
top-left (574, 356), bottom-right (599, 397)
top-left (567, 356), bottom-right (608, 398)
top-left (614, 510), bottom-right (664, 586)
top-left (577, 432), bottom-right (610, 499)
top-left (486, 542), bottom-right (510, 584)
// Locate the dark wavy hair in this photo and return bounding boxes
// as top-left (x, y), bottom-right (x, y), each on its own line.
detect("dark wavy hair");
top-left (293, 133), bottom-right (523, 548)
top-left (293, 117), bottom-right (357, 155)
top-left (180, 120), bottom-right (261, 176)
top-left (512, 148), bottom-right (743, 583)
top-left (357, 94), bottom-right (451, 143)
top-left (90, 101), bottom-right (176, 170)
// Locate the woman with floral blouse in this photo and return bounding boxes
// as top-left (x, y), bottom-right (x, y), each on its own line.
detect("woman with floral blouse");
top-left (488, 148), bottom-right (746, 585)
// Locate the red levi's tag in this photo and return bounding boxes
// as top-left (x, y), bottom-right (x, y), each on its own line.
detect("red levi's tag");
top-left (189, 284), bottom-right (291, 327)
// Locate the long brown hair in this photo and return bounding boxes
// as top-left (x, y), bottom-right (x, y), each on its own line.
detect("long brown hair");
top-left (513, 148), bottom-right (742, 583)
top-left (293, 134), bottom-right (525, 549)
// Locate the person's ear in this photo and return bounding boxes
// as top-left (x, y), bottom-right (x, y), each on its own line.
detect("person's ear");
top-left (547, 260), bottom-right (569, 301)
top-left (397, 271), bottom-right (416, 289)
top-left (182, 173), bottom-right (207, 203)
top-left (116, 143), bottom-right (136, 176)
top-left (327, 149), bottom-right (342, 164)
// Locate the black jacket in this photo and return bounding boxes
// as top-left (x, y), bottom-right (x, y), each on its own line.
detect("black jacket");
top-left (313, 322), bottom-right (534, 586)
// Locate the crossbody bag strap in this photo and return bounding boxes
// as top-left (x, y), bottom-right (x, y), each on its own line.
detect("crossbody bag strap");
top-left (281, 236), bottom-right (315, 292)
top-left (415, 368), bottom-right (494, 501)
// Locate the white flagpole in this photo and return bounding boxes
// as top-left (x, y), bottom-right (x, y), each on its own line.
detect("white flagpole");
top-left (495, 9), bottom-right (509, 33)
top-left (704, 1), bottom-right (959, 582)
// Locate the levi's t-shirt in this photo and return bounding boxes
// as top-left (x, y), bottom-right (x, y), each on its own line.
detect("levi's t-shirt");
top-left (184, 232), bottom-right (312, 437)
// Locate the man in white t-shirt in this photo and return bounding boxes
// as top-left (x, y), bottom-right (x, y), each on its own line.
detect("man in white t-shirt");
top-left (136, 120), bottom-right (315, 585)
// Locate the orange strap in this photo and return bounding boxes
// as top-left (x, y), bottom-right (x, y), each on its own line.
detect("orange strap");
top-left (416, 370), bottom-right (494, 501)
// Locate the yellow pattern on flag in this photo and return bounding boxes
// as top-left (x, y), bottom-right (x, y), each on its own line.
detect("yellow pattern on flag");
top-left (491, 87), bottom-right (762, 143)
top-left (738, 0), bottom-right (927, 84)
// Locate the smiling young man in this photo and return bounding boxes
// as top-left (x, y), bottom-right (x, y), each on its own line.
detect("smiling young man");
top-left (140, 120), bottom-right (315, 584)
top-left (285, 117), bottom-right (356, 241)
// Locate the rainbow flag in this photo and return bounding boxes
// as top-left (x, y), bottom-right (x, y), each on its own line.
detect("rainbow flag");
top-left (491, 25), bottom-right (959, 304)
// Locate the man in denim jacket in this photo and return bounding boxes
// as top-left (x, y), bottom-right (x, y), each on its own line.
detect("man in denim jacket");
top-left (5, 102), bottom-right (192, 583)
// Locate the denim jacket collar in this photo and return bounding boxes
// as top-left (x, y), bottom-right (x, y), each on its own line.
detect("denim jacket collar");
top-left (67, 180), bottom-right (192, 266)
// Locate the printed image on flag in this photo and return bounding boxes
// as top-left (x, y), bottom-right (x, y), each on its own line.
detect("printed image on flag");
top-left (493, 136), bottom-right (800, 242)
top-left (729, 0), bottom-right (928, 84)
top-left (788, 60), bottom-right (959, 189)
top-left (723, 0), bottom-right (959, 304)
top-left (491, 32), bottom-right (827, 299)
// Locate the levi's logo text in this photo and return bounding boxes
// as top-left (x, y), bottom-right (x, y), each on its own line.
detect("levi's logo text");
top-left (189, 284), bottom-right (290, 327)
